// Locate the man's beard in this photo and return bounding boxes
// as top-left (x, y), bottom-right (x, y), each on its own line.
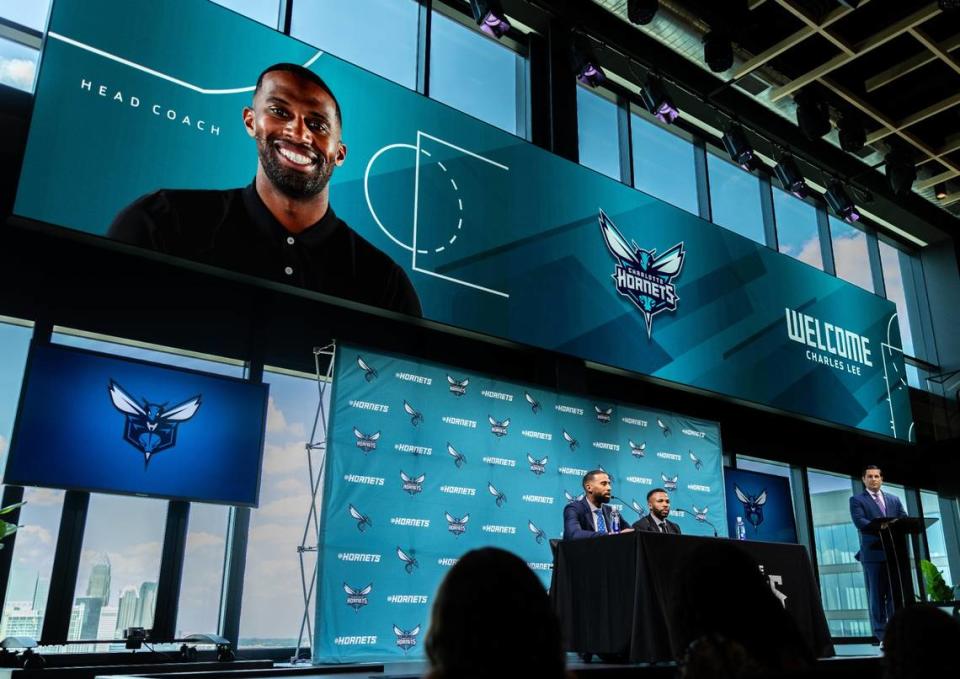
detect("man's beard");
top-left (257, 135), bottom-right (334, 200)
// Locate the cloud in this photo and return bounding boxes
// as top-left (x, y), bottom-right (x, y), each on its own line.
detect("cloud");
top-left (24, 487), bottom-right (65, 506)
top-left (792, 234), bottom-right (824, 270)
top-left (831, 230), bottom-right (874, 293)
top-left (273, 477), bottom-right (308, 495)
top-left (186, 530), bottom-right (225, 551)
top-left (262, 440), bottom-right (307, 475)
top-left (0, 58), bottom-right (35, 91)
top-left (265, 397), bottom-right (305, 438)
top-left (256, 494), bottom-right (313, 520)
top-left (17, 524), bottom-right (53, 546)
top-left (0, 435), bottom-right (6, 458)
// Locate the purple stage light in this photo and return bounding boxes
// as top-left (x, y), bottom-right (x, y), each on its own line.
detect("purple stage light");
top-left (480, 11), bottom-right (511, 38)
top-left (654, 100), bottom-right (679, 124)
top-left (577, 62), bottom-right (606, 88)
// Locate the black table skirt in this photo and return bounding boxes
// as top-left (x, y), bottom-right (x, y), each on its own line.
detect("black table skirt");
top-left (549, 532), bottom-right (834, 663)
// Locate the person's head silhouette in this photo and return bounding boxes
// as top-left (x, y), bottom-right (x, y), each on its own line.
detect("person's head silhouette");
top-left (425, 547), bottom-right (567, 679)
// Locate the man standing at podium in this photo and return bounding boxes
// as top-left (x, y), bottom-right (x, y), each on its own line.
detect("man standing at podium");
top-left (562, 470), bottom-right (632, 539)
top-left (850, 465), bottom-right (906, 644)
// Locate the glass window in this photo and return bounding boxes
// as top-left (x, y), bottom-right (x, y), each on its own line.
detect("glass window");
top-left (239, 369), bottom-right (327, 647)
top-left (429, 11), bottom-right (527, 136)
top-left (291, 0), bottom-right (420, 90)
top-left (808, 469), bottom-right (869, 636)
top-left (211, 0), bottom-right (280, 28)
top-left (0, 0), bottom-right (52, 31)
top-left (920, 491), bottom-right (952, 591)
top-left (736, 456), bottom-right (791, 478)
top-left (707, 152), bottom-right (765, 244)
top-left (879, 240), bottom-right (929, 387)
top-left (773, 188), bottom-right (822, 270)
top-left (577, 86), bottom-right (620, 180)
top-left (631, 112), bottom-right (698, 215)
top-left (0, 36), bottom-right (38, 93)
top-left (0, 319), bottom-right (31, 472)
top-left (829, 217), bottom-right (874, 293)
top-left (176, 502), bottom-right (229, 637)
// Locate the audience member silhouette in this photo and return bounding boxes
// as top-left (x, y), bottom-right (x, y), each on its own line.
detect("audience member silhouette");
top-left (424, 547), bottom-right (569, 679)
top-left (883, 604), bottom-right (960, 678)
top-left (672, 540), bottom-right (814, 678)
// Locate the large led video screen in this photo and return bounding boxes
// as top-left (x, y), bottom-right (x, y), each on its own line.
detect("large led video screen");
top-left (724, 467), bottom-right (798, 544)
top-left (4, 343), bottom-right (268, 506)
top-left (13, 0), bottom-right (913, 441)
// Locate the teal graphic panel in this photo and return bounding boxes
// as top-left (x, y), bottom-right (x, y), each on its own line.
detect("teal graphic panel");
top-left (14, 0), bottom-right (913, 440)
top-left (314, 344), bottom-right (725, 662)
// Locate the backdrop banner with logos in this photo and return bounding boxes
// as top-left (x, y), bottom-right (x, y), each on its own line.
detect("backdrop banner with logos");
top-left (16, 0), bottom-right (912, 440)
top-left (314, 344), bottom-right (725, 662)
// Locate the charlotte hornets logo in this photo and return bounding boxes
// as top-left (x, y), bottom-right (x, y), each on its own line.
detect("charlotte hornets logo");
top-left (403, 400), bottom-right (424, 426)
top-left (564, 490), bottom-right (585, 503)
top-left (525, 392), bottom-right (541, 414)
top-left (599, 209), bottom-right (685, 339)
top-left (661, 473), bottom-right (679, 492)
top-left (735, 485), bottom-right (768, 530)
top-left (629, 440), bottom-right (646, 458)
top-left (108, 381), bottom-right (201, 466)
top-left (562, 429), bottom-right (579, 451)
top-left (692, 506), bottom-right (709, 522)
top-left (353, 427), bottom-right (381, 452)
top-left (349, 504), bottom-right (373, 532)
top-left (689, 451), bottom-right (703, 470)
top-left (447, 443), bottom-right (467, 468)
top-left (447, 375), bottom-right (469, 396)
top-left (343, 583), bottom-right (372, 611)
top-left (393, 625), bottom-right (420, 652)
top-left (657, 418), bottom-right (672, 436)
top-left (631, 499), bottom-right (647, 518)
top-left (528, 520), bottom-right (547, 544)
top-left (594, 405), bottom-right (612, 424)
top-left (527, 454), bottom-right (548, 475)
top-left (445, 512), bottom-right (469, 536)
top-left (488, 416), bottom-right (510, 438)
top-left (400, 471), bottom-right (424, 495)
top-left (356, 356), bottom-right (378, 381)
top-left (397, 547), bottom-right (419, 573)
top-left (487, 482), bottom-right (507, 507)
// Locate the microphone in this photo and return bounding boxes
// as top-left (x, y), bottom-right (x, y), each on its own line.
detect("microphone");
top-left (610, 495), bottom-right (644, 517)
top-left (673, 507), bottom-right (719, 537)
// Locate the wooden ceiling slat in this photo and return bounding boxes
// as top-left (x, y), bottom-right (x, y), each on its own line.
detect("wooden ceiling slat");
top-left (769, 3), bottom-right (942, 103)
top-left (916, 170), bottom-right (958, 191)
top-left (774, 0), bottom-right (855, 56)
top-left (909, 28), bottom-right (960, 77)
top-left (865, 92), bottom-right (960, 146)
top-left (866, 32), bottom-right (960, 92)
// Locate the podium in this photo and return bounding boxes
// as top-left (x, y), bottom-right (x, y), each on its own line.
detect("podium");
top-left (863, 516), bottom-right (938, 608)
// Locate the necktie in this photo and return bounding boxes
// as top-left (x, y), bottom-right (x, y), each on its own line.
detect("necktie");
top-left (874, 492), bottom-right (887, 516)
top-left (595, 509), bottom-right (607, 534)
top-left (658, 521), bottom-right (666, 534)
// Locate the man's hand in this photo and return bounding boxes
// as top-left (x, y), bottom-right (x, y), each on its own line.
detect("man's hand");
top-left (616, 527), bottom-right (635, 534)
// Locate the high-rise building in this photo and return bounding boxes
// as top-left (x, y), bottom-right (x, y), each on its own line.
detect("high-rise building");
top-left (115, 586), bottom-right (139, 635)
top-left (96, 605), bottom-right (119, 651)
top-left (85, 553), bottom-right (111, 606)
top-left (136, 582), bottom-right (157, 629)
top-left (73, 596), bottom-right (104, 641)
top-left (32, 576), bottom-right (49, 614)
top-left (0, 604), bottom-right (42, 639)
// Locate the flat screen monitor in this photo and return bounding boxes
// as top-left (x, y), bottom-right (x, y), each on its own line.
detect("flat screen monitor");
top-left (4, 342), bottom-right (268, 506)
top-left (724, 466), bottom-right (798, 544)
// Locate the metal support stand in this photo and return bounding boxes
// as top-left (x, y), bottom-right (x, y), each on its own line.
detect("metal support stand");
top-left (292, 343), bottom-right (336, 664)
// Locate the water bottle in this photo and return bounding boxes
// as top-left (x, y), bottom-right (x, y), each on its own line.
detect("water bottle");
top-left (611, 509), bottom-right (621, 534)
top-left (736, 516), bottom-right (746, 541)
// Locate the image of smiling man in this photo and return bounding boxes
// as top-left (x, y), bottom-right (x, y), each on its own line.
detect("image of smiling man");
top-left (108, 63), bottom-right (421, 316)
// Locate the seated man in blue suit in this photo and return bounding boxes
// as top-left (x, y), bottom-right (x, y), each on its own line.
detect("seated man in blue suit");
top-left (849, 464), bottom-right (907, 645)
top-left (562, 469), bottom-right (633, 539)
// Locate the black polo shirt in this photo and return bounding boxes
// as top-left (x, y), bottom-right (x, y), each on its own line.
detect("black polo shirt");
top-left (107, 183), bottom-right (422, 316)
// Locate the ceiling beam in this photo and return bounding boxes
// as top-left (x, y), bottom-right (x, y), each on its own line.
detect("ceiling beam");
top-left (769, 3), bottom-right (941, 103)
top-left (916, 170), bottom-right (958, 191)
top-left (866, 92), bottom-right (960, 145)
top-left (866, 31), bottom-right (960, 92)
top-left (909, 27), bottom-right (960, 77)
top-left (774, 0), bottom-right (855, 56)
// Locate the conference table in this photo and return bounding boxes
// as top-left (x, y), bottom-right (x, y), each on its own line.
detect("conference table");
top-left (549, 531), bottom-right (834, 664)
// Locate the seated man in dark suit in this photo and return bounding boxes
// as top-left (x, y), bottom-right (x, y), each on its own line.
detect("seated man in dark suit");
top-left (850, 464), bottom-right (907, 644)
top-left (633, 488), bottom-right (681, 534)
top-left (562, 469), bottom-right (633, 539)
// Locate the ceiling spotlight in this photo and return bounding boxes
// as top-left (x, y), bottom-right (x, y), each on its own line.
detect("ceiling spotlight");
top-left (628, 0), bottom-right (659, 25)
top-left (569, 37), bottom-right (605, 88)
top-left (939, 0), bottom-right (960, 11)
top-left (794, 89), bottom-right (831, 140)
top-left (838, 114), bottom-right (866, 153)
top-left (885, 151), bottom-right (916, 197)
top-left (703, 32), bottom-right (733, 73)
top-left (935, 182), bottom-right (948, 200)
top-left (639, 75), bottom-right (679, 124)
top-left (469, 0), bottom-right (511, 39)
top-left (825, 180), bottom-right (861, 223)
top-left (774, 153), bottom-right (809, 199)
top-left (722, 124), bottom-right (756, 171)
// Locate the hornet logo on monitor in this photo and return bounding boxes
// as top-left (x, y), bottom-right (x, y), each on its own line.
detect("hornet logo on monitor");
top-left (356, 356), bottom-right (378, 381)
top-left (735, 485), bottom-right (768, 531)
top-left (400, 471), bottom-right (425, 495)
top-left (343, 583), bottom-right (372, 612)
top-left (527, 454), bottom-right (548, 475)
top-left (353, 428), bottom-right (381, 452)
top-left (447, 375), bottom-right (469, 397)
top-left (445, 512), bottom-right (470, 536)
top-left (108, 381), bottom-right (201, 466)
top-left (393, 625), bottom-right (420, 652)
top-left (599, 209), bottom-right (685, 339)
